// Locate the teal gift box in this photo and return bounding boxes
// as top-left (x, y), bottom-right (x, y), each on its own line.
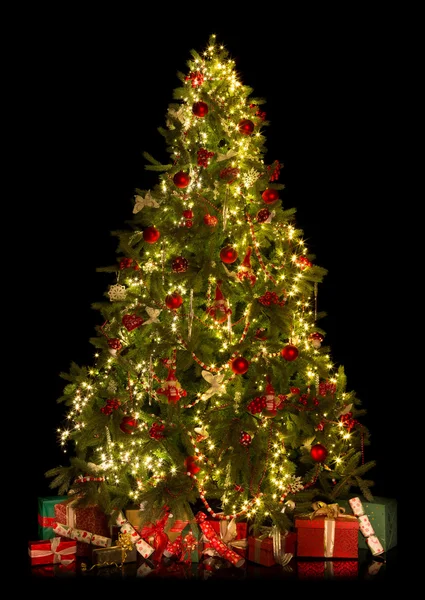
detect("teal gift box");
top-left (339, 496), bottom-right (397, 552)
top-left (38, 496), bottom-right (69, 540)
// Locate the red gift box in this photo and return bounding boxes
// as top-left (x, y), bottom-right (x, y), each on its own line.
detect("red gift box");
top-left (297, 560), bottom-right (358, 579)
top-left (54, 499), bottom-right (110, 557)
top-left (248, 531), bottom-right (296, 567)
top-left (295, 516), bottom-right (359, 558)
top-left (28, 537), bottom-right (76, 566)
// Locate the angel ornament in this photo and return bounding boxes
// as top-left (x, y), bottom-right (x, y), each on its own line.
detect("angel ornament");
top-left (200, 370), bottom-right (226, 401)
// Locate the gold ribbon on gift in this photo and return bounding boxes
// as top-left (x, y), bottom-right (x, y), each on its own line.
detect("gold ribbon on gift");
top-left (81, 532), bottom-right (135, 571)
top-left (202, 517), bottom-right (247, 558)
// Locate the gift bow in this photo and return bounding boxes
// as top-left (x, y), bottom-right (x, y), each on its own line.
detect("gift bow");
top-left (306, 501), bottom-right (357, 521)
top-left (29, 537), bottom-right (75, 565)
top-left (203, 517), bottom-right (248, 556)
top-left (139, 506), bottom-right (170, 561)
top-left (256, 525), bottom-right (293, 566)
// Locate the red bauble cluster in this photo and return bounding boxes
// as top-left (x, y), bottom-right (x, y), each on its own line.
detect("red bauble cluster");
top-left (107, 338), bottom-right (122, 351)
top-left (257, 291), bottom-right (286, 307)
top-left (120, 416), bottom-right (139, 434)
top-left (149, 422), bottom-right (165, 440)
top-left (165, 292), bottom-right (183, 309)
top-left (185, 71), bottom-right (204, 87)
top-left (238, 119), bottom-right (255, 135)
top-left (310, 443), bottom-right (328, 463)
top-left (203, 214), bottom-right (218, 227)
top-left (182, 209), bottom-right (193, 228)
top-left (173, 171), bottom-right (191, 188)
top-left (318, 381), bottom-right (337, 396)
top-left (220, 245), bottom-right (238, 264)
top-left (192, 101), bottom-right (209, 117)
top-left (143, 226), bottom-right (161, 244)
top-left (197, 148), bottom-right (215, 167)
top-left (247, 396), bottom-right (267, 414)
top-left (239, 431), bottom-right (252, 447)
top-left (171, 256), bottom-right (189, 273)
top-left (231, 356), bottom-right (249, 375)
top-left (119, 257), bottom-right (133, 269)
top-left (122, 314), bottom-right (143, 331)
top-left (296, 256), bottom-right (313, 269)
top-left (219, 166), bottom-right (240, 184)
top-left (249, 104), bottom-right (267, 121)
top-left (340, 412), bottom-right (357, 432)
top-left (100, 398), bottom-right (121, 415)
top-left (261, 188), bottom-right (279, 204)
top-left (256, 208), bottom-right (271, 223)
top-left (267, 160), bottom-right (282, 182)
top-left (281, 344), bottom-right (299, 361)
top-left (184, 455), bottom-right (200, 475)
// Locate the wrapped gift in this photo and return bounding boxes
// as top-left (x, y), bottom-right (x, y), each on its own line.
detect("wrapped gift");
top-left (28, 536), bottom-right (76, 566)
top-left (297, 560), bottom-right (358, 579)
top-left (295, 515), bottom-right (358, 558)
top-left (164, 518), bottom-right (201, 562)
top-left (37, 496), bottom-right (68, 540)
top-left (91, 545), bottom-right (137, 567)
top-left (196, 512), bottom-right (245, 568)
top-left (54, 499), bottom-right (110, 557)
top-left (248, 530), bottom-right (296, 567)
top-left (125, 507), bottom-right (142, 529)
top-left (339, 496), bottom-right (397, 552)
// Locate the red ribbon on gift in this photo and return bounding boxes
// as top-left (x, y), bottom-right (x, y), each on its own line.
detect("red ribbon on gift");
top-left (139, 506), bottom-right (170, 562)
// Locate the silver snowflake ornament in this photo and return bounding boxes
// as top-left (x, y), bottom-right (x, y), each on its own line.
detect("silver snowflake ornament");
top-left (108, 284), bottom-right (127, 301)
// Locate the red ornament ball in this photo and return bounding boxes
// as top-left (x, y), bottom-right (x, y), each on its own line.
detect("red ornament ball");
top-left (184, 455), bottom-right (200, 475)
top-left (182, 209), bottom-right (194, 219)
top-left (192, 101), bottom-right (209, 117)
top-left (120, 416), bottom-right (139, 434)
top-left (171, 256), bottom-right (189, 273)
top-left (107, 338), bottom-right (122, 351)
top-left (231, 356), bottom-right (249, 375)
top-left (261, 189), bottom-right (279, 204)
top-left (122, 314), bottom-right (143, 331)
top-left (173, 171), bottom-right (191, 188)
top-left (143, 226), bottom-right (161, 244)
top-left (165, 292), bottom-right (183, 309)
top-left (238, 119), bottom-right (255, 135)
top-left (310, 443), bottom-right (328, 463)
top-left (239, 431), bottom-right (252, 447)
top-left (203, 214), bottom-right (218, 227)
top-left (281, 344), bottom-right (299, 361)
top-left (256, 208), bottom-right (271, 223)
top-left (220, 245), bottom-right (238, 264)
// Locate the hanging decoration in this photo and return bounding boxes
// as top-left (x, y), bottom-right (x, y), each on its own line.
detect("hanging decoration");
top-left (108, 284), bottom-right (127, 302)
top-left (122, 314), bottom-right (144, 331)
top-left (156, 370), bottom-right (187, 404)
top-left (133, 191), bottom-right (160, 214)
top-left (206, 281), bottom-right (231, 323)
top-left (237, 246), bottom-right (256, 285)
top-left (200, 370), bottom-right (226, 401)
top-left (173, 171), bottom-right (191, 188)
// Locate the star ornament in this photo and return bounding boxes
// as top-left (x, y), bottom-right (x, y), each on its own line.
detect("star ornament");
top-left (200, 370), bottom-right (226, 400)
top-left (142, 307), bottom-right (161, 325)
top-left (133, 191), bottom-right (160, 214)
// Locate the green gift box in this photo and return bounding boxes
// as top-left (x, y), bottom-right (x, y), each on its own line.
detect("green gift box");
top-left (38, 496), bottom-right (69, 540)
top-left (339, 496), bottom-right (397, 551)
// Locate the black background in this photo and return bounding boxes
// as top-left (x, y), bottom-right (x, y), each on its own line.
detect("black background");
top-left (17, 9), bottom-right (398, 563)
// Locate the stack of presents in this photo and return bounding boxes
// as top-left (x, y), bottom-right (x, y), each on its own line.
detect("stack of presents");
top-left (29, 494), bottom-right (397, 580)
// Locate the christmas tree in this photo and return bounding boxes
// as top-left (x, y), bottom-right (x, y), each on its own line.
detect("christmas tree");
top-left (46, 34), bottom-right (375, 534)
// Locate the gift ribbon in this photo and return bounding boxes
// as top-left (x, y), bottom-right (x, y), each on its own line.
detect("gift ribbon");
top-left (81, 532), bottom-right (136, 571)
top-left (196, 511), bottom-right (245, 568)
top-left (139, 506), bottom-right (170, 562)
top-left (38, 515), bottom-right (56, 528)
top-left (29, 536), bottom-right (76, 565)
top-left (348, 497), bottom-right (384, 556)
top-left (256, 525), bottom-right (293, 566)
